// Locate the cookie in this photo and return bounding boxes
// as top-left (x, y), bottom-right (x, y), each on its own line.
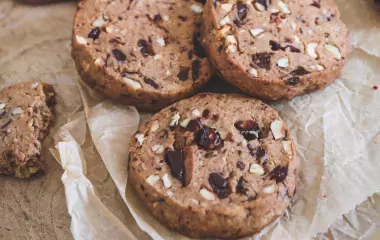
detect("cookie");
top-left (0, 81), bottom-right (55, 178)
top-left (129, 93), bottom-right (297, 238)
top-left (72, 0), bottom-right (212, 111)
top-left (201, 0), bottom-right (349, 100)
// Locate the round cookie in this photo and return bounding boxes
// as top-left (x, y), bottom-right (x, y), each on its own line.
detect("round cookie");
top-left (129, 93), bottom-right (297, 238)
top-left (72, 0), bottom-right (212, 111)
top-left (201, 0), bottom-right (349, 100)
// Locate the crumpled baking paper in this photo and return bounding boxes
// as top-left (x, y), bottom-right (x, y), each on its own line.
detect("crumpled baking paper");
top-left (3, 0), bottom-right (380, 239)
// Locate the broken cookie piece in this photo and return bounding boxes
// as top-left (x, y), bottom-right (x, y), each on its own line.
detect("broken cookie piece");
top-left (0, 81), bottom-right (55, 178)
top-left (129, 93), bottom-right (297, 238)
top-left (72, 0), bottom-right (212, 111)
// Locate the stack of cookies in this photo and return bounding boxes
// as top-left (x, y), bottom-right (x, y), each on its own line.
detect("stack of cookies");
top-left (72, 0), bottom-right (349, 238)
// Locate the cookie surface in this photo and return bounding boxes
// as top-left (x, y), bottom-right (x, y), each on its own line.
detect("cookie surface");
top-left (0, 81), bottom-right (55, 178)
top-left (201, 0), bottom-right (349, 100)
top-left (129, 93), bottom-right (296, 238)
top-left (72, 0), bottom-right (212, 111)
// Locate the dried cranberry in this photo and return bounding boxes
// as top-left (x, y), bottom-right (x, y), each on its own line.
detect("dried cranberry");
top-left (269, 40), bottom-right (282, 51)
top-left (236, 176), bottom-right (247, 195)
top-left (209, 173), bottom-right (231, 199)
top-left (165, 150), bottom-right (185, 184)
top-left (236, 3), bottom-right (248, 21)
top-left (269, 166), bottom-right (288, 183)
top-left (195, 128), bottom-right (223, 149)
top-left (202, 109), bottom-right (210, 119)
top-left (112, 49), bottom-right (127, 61)
top-left (186, 118), bottom-right (203, 132)
top-left (290, 66), bottom-right (310, 76)
top-left (311, 0), bottom-right (321, 8)
top-left (237, 161), bottom-right (245, 170)
top-left (234, 120), bottom-right (261, 140)
top-left (193, 32), bottom-right (206, 58)
top-left (177, 67), bottom-right (190, 81)
top-left (192, 60), bottom-right (201, 81)
top-left (286, 77), bottom-right (300, 85)
top-left (153, 14), bottom-right (162, 22)
top-left (138, 39), bottom-right (155, 57)
top-left (144, 78), bottom-right (159, 89)
top-left (252, 53), bottom-right (273, 70)
top-left (88, 27), bottom-right (100, 40)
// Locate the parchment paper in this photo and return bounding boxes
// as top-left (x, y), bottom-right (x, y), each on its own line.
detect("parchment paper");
top-left (3, 0), bottom-right (380, 239)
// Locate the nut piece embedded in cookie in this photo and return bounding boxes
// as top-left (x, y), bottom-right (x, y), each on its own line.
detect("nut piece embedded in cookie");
top-left (270, 120), bottom-right (286, 140)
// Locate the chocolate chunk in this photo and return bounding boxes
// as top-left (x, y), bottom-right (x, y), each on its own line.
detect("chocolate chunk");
top-left (112, 49), bottom-right (127, 61)
top-left (153, 14), bottom-right (162, 22)
top-left (234, 120), bottom-right (261, 140)
top-left (165, 150), bottom-right (185, 184)
top-left (248, 195), bottom-right (257, 201)
top-left (192, 60), bottom-right (201, 81)
top-left (290, 66), bottom-right (311, 76)
top-left (88, 27), bottom-right (101, 40)
top-left (194, 0), bottom-right (206, 4)
top-left (311, 0), bottom-right (321, 8)
top-left (237, 3), bottom-right (248, 21)
top-left (186, 118), bottom-right (203, 132)
top-left (256, 146), bottom-right (266, 158)
top-left (236, 176), bottom-right (247, 195)
top-left (202, 109), bottom-right (210, 119)
top-left (269, 166), bottom-right (288, 183)
top-left (237, 161), bottom-right (245, 170)
top-left (269, 40), bottom-right (301, 53)
top-left (178, 15), bottom-right (187, 21)
top-left (193, 32), bottom-right (207, 58)
top-left (209, 173), bottom-right (231, 199)
top-left (252, 53), bottom-right (273, 70)
top-left (195, 128), bottom-right (223, 149)
top-left (233, 19), bottom-right (243, 28)
top-left (178, 67), bottom-right (190, 81)
top-left (144, 78), bottom-right (159, 89)
top-left (137, 39), bottom-right (155, 57)
top-left (286, 77), bottom-right (300, 85)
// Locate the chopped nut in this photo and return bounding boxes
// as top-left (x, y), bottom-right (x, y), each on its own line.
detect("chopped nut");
top-left (190, 199), bottom-right (199, 205)
top-left (307, 42), bottom-right (318, 59)
top-left (270, 120), bottom-right (286, 140)
top-left (145, 174), bottom-right (160, 185)
top-left (31, 82), bottom-right (39, 89)
top-left (200, 188), bottom-right (216, 200)
top-left (325, 44), bottom-right (341, 60)
top-left (316, 64), bottom-right (324, 71)
top-left (291, 23), bottom-right (297, 31)
top-left (254, 2), bottom-right (265, 11)
top-left (282, 141), bottom-right (293, 156)
top-left (92, 15), bottom-right (107, 27)
top-left (219, 16), bottom-right (231, 27)
top-left (269, 160), bottom-right (276, 169)
top-left (12, 107), bottom-right (24, 115)
top-left (76, 35), bottom-right (88, 45)
top-left (293, 35), bottom-right (300, 43)
top-left (170, 112), bottom-right (180, 127)
top-left (152, 144), bottom-right (164, 154)
top-left (242, 139), bottom-right (247, 146)
top-left (277, 58), bottom-right (289, 68)
top-left (221, 3), bottom-right (233, 12)
top-left (167, 191), bottom-right (174, 197)
top-left (192, 109), bottom-right (200, 117)
top-left (94, 58), bottom-right (102, 66)
top-left (153, 54), bottom-right (161, 60)
top-left (249, 163), bottom-right (265, 175)
top-left (28, 119), bottom-right (34, 127)
top-left (162, 173), bottom-right (172, 188)
top-left (225, 35), bottom-right (237, 45)
top-left (157, 38), bottom-right (165, 47)
top-left (277, 0), bottom-right (291, 14)
top-left (163, 15), bottom-right (169, 21)
top-left (226, 45), bottom-right (237, 53)
top-left (219, 25), bottom-right (231, 36)
top-left (249, 28), bottom-right (265, 37)
top-left (249, 68), bottom-right (258, 77)
top-left (135, 133), bottom-right (145, 146)
top-left (0, 103), bottom-right (6, 110)
top-left (263, 184), bottom-right (276, 194)
top-left (180, 118), bottom-right (190, 128)
top-left (200, 161), bottom-right (205, 167)
top-left (270, 7), bottom-right (280, 13)
top-left (105, 26), bottom-right (114, 33)
top-left (122, 77), bottom-right (142, 90)
top-left (191, 4), bottom-right (203, 13)
top-left (165, 70), bottom-right (171, 76)
top-left (150, 120), bottom-right (159, 132)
